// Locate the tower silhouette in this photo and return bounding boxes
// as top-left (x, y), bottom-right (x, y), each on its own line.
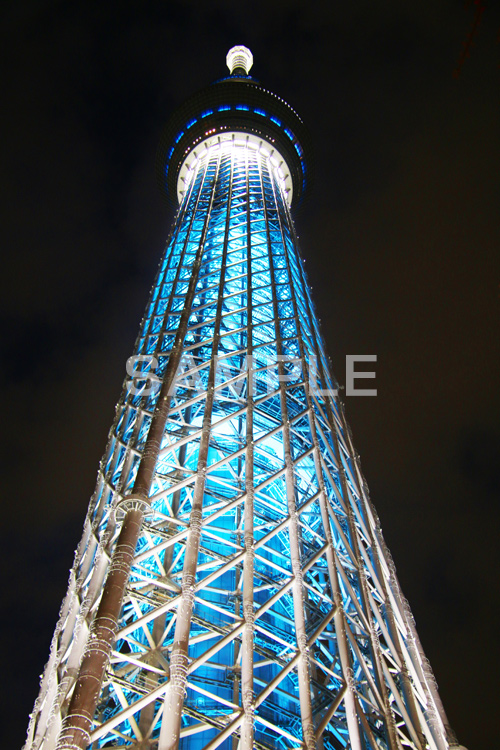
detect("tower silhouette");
top-left (25, 46), bottom-right (462, 750)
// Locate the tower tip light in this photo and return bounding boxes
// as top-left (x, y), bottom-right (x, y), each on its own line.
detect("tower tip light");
top-left (226, 45), bottom-right (253, 75)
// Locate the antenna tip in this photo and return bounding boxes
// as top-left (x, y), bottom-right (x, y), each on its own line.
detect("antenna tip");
top-left (226, 46), bottom-right (253, 75)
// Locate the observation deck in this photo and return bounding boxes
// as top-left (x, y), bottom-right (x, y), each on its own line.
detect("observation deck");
top-left (156, 46), bottom-right (311, 208)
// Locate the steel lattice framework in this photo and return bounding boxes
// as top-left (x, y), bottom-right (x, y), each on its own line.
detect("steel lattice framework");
top-left (25, 47), bottom-right (459, 750)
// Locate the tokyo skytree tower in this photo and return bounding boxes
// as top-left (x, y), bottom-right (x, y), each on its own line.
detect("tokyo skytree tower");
top-left (25, 46), bottom-right (463, 750)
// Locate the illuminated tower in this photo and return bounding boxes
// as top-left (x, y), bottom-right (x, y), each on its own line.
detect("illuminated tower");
top-left (25, 47), bottom-right (462, 750)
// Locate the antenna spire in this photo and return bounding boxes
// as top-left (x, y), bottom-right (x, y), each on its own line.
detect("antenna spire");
top-left (226, 45), bottom-right (253, 75)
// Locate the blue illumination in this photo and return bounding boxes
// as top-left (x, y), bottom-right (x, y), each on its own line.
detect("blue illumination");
top-left (89, 143), bottom-right (350, 748)
top-left (26, 66), bottom-right (450, 750)
top-left (235, 104), bottom-right (250, 111)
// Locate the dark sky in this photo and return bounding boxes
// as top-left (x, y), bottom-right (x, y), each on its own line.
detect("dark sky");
top-left (1, 2), bottom-right (499, 748)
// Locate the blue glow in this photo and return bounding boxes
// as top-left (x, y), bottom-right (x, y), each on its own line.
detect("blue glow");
top-left (235, 104), bottom-right (250, 111)
top-left (28, 78), bottom-right (448, 750)
top-left (186, 117), bottom-right (198, 129)
top-left (89, 144), bottom-right (365, 750)
top-left (200, 109), bottom-right (214, 118)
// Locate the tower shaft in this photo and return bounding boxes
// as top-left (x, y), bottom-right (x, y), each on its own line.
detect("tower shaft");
top-left (25, 51), bottom-right (456, 750)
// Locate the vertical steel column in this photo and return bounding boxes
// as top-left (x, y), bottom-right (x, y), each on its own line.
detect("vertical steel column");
top-left (283, 198), bottom-right (413, 748)
top-left (272, 178), bottom-right (363, 750)
top-left (55, 508), bottom-right (143, 750)
top-left (271, 198), bottom-right (361, 750)
top-left (33, 190), bottom-right (198, 750)
top-left (158, 147), bottom-right (233, 750)
top-left (115, 190), bottom-right (198, 502)
top-left (291, 201), bottom-right (448, 750)
top-left (389, 567), bottom-right (450, 750)
top-left (307, 338), bottom-right (400, 748)
top-left (340, 408), bottom-right (426, 750)
top-left (138, 417), bottom-right (191, 738)
top-left (240, 144), bottom-right (256, 750)
top-left (136, 182), bottom-right (219, 738)
top-left (56, 158), bottom-right (215, 750)
top-left (259, 155), bottom-right (316, 750)
top-left (336, 444), bottom-right (401, 750)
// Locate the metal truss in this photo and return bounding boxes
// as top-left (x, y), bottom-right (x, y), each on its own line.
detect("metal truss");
top-left (25, 138), bottom-right (453, 750)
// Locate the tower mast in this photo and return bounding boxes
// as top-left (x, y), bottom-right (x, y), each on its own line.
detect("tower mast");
top-left (25, 46), bottom-right (462, 750)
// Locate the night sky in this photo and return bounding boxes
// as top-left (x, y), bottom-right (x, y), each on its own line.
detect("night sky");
top-left (1, 2), bottom-right (499, 748)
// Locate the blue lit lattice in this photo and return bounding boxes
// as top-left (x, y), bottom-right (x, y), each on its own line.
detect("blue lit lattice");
top-left (26, 138), bottom-right (449, 750)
